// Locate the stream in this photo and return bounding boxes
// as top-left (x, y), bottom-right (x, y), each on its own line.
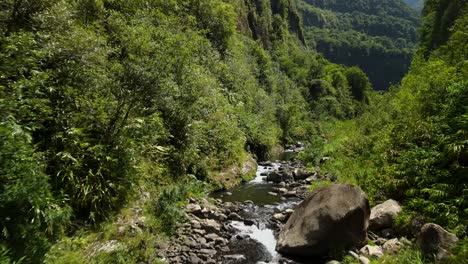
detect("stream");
top-left (210, 151), bottom-right (307, 264)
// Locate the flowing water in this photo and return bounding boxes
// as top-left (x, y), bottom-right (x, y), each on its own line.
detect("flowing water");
top-left (211, 161), bottom-right (302, 263)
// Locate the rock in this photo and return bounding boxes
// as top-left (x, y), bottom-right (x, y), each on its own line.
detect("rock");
top-left (199, 249), bottom-right (217, 255)
top-left (348, 250), bottom-right (359, 259)
top-left (279, 182), bottom-right (286, 187)
top-left (228, 212), bottom-right (243, 221)
top-left (260, 172), bottom-right (268, 176)
top-left (206, 233), bottom-right (221, 242)
top-left (283, 191), bottom-right (297, 197)
top-left (273, 213), bottom-right (287, 222)
top-left (186, 204), bottom-right (202, 214)
top-left (383, 238), bottom-right (402, 255)
top-left (359, 245), bottom-right (383, 259)
top-left (226, 192), bottom-right (233, 196)
top-left (228, 238), bottom-right (273, 263)
top-left (224, 255), bottom-right (247, 262)
top-left (184, 237), bottom-right (197, 248)
top-left (369, 199), bottom-right (402, 230)
top-left (243, 219), bottom-right (255, 226)
top-left (284, 209), bottom-right (294, 215)
top-left (305, 176), bottom-right (316, 184)
top-left (278, 188), bottom-right (288, 194)
top-left (259, 161), bottom-right (273, 166)
top-left (202, 219), bottom-right (222, 234)
top-left (276, 184), bottom-right (370, 257)
top-left (268, 192), bottom-right (278, 196)
top-left (374, 238), bottom-right (387, 246)
top-left (289, 182), bottom-right (302, 188)
top-left (326, 261), bottom-right (341, 264)
top-left (417, 223), bottom-right (459, 261)
top-left (410, 215), bottom-right (426, 236)
top-left (267, 170), bottom-right (294, 183)
top-left (358, 256), bottom-right (370, 264)
top-left (189, 253), bottom-right (203, 264)
top-left (380, 228), bottom-right (394, 238)
top-left (293, 168), bottom-right (315, 181)
top-left (193, 229), bottom-right (206, 236)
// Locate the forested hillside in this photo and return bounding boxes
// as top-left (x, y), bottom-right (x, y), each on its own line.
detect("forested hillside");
top-left (1, 0), bottom-right (467, 263)
top-left (0, 0), bottom-right (371, 263)
top-left (404, 0), bottom-right (424, 11)
top-left (300, 0), bottom-right (467, 261)
top-left (298, 0), bottom-right (421, 90)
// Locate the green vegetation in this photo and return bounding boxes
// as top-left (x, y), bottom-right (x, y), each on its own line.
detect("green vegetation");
top-left (0, 0), bottom-right (370, 263)
top-left (300, 0), bottom-right (468, 243)
top-left (1, 0), bottom-right (466, 263)
top-left (298, 0), bottom-right (421, 90)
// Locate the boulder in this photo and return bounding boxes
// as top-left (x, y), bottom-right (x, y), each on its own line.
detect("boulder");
top-left (228, 212), bottom-right (243, 221)
top-left (293, 169), bottom-right (315, 181)
top-left (382, 238), bottom-right (402, 255)
top-left (267, 170), bottom-right (294, 183)
top-left (369, 199), bottom-right (402, 230)
top-left (417, 223), bottom-right (459, 261)
top-left (276, 184), bottom-right (370, 257)
top-left (201, 219), bottom-right (222, 234)
top-left (359, 245), bottom-right (383, 259)
top-left (358, 256), bottom-right (370, 264)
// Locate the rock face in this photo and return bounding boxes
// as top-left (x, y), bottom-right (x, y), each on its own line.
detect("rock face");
top-left (369, 199), bottom-right (402, 230)
top-left (276, 184), bottom-right (370, 257)
top-left (417, 223), bottom-right (459, 261)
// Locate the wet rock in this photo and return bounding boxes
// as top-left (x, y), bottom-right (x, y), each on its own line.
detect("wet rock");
top-left (228, 238), bottom-right (273, 263)
top-left (417, 223), bottom-right (459, 261)
top-left (278, 188), bottom-right (288, 194)
top-left (283, 191), bottom-right (297, 197)
top-left (326, 261), bottom-right (341, 264)
top-left (224, 254), bottom-right (247, 262)
top-left (279, 182), bottom-right (286, 187)
top-left (228, 212), bottom-right (243, 221)
top-left (276, 184), bottom-right (370, 257)
top-left (359, 245), bottom-right (383, 259)
top-left (289, 182), bottom-right (302, 188)
top-left (267, 170), bottom-right (294, 183)
top-left (259, 161), bottom-right (273, 166)
top-left (369, 199), bottom-right (402, 230)
top-left (243, 219), bottom-right (255, 226)
top-left (273, 213), bottom-right (287, 222)
top-left (268, 192), bottom-right (278, 196)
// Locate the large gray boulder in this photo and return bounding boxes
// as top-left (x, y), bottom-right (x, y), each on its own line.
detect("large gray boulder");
top-left (293, 168), bottom-right (315, 181)
top-left (267, 170), bottom-right (294, 183)
top-left (276, 184), bottom-right (370, 257)
top-left (417, 223), bottom-right (459, 261)
top-left (369, 199), bottom-right (402, 230)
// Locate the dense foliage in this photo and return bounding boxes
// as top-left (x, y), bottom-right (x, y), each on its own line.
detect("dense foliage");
top-left (301, 0), bottom-right (468, 241)
top-left (298, 0), bottom-right (421, 90)
top-left (0, 0), bottom-right (370, 262)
